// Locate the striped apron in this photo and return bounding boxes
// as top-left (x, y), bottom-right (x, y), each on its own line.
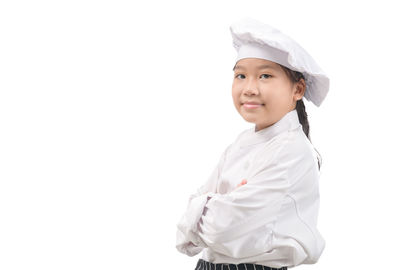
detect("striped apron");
top-left (195, 259), bottom-right (288, 270)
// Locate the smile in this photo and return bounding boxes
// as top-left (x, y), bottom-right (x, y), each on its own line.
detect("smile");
top-left (242, 103), bottom-right (264, 109)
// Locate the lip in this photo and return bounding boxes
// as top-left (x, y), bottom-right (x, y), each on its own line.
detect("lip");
top-left (242, 103), bottom-right (264, 109)
top-left (242, 101), bottom-right (264, 105)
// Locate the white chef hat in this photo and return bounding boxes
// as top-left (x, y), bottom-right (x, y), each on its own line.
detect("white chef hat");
top-left (230, 17), bottom-right (330, 107)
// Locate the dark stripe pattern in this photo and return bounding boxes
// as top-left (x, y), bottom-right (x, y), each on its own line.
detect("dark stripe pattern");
top-left (195, 259), bottom-right (287, 270)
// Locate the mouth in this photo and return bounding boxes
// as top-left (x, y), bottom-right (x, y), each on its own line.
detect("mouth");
top-left (241, 103), bottom-right (265, 109)
top-left (241, 101), bottom-right (264, 105)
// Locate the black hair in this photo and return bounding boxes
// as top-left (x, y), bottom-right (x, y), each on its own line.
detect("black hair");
top-left (278, 65), bottom-right (322, 170)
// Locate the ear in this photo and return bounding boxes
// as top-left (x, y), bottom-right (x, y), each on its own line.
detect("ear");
top-left (293, 78), bottom-right (306, 101)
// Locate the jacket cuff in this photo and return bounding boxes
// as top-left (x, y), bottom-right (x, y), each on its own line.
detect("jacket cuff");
top-left (176, 192), bottom-right (214, 245)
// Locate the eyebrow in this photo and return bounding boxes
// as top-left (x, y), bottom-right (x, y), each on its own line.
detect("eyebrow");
top-left (233, 64), bottom-right (275, 71)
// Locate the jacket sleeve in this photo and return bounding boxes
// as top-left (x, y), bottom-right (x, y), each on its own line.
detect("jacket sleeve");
top-left (189, 143), bottom-right (233, 198)
top-left (176, 152), bottom-right (293, 259)
top-left (175, 144), bottom-right (231, 256)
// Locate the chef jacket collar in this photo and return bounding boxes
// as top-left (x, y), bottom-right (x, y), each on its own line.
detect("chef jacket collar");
top-left (239, 109), bottom-right (300, 148)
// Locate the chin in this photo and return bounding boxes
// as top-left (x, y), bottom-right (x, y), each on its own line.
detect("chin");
top-left (241, 114), bottom-right (258, 124)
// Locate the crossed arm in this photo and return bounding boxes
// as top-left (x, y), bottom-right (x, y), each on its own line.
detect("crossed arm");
top-left (176, 157), bottom-right (291, 258)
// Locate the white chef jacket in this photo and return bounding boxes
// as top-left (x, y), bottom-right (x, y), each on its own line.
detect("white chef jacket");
top-left (176, 109), bottom-right (325, 268)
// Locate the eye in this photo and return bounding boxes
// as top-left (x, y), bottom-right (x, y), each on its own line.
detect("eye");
top-left (260, 74), bottom-right (271, 79)
top-left (235, 74), bottom-right (245, 79)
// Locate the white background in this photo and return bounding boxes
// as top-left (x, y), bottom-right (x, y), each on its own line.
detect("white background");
top-left (1, 0), bottom-right (399, 269)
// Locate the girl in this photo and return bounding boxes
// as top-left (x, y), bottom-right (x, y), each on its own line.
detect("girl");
top-left (176, 17), bottom-right (329, 270)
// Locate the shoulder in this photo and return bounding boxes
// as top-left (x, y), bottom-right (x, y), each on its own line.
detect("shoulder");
top-left (249, 127), bottom-right (316, 171)
top-left (224, 127), bottom-right (253, 153)
top-left (276, 126), bottom-right (320, 184)
top-left (277, 126), bottom-right (317, 163)
top-left (236, 127), bottom-right (253, 141)
top-left (251, 126), bottom-right (312, 163)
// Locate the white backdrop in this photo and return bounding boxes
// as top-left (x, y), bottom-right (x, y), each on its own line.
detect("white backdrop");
top-left (1, 0), bottom-right (399, 269)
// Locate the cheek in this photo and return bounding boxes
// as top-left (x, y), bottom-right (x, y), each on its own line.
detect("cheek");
top-left (232, 88), bottom-right (241, 101)
top-left (263, 83), bottom-right (292, 99)
top-left (232, 94), bottom-right (241, 107)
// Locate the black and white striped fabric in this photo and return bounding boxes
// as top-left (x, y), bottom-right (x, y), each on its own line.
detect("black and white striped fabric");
top-left (195, 259), bottom-right (288, 270)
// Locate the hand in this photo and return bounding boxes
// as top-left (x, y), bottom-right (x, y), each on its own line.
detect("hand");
top-left (235, 179), bottom-right (247, 189)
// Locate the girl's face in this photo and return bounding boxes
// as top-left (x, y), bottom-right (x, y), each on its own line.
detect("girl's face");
top-left (232, 58), bottom-right (305, 132)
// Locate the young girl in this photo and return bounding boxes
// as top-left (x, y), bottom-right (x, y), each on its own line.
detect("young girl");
top-left (176, 17), bottom-right (329, 270)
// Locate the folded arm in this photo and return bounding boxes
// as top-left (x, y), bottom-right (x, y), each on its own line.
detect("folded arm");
top-left (176, 157), bottom-right (291, 258)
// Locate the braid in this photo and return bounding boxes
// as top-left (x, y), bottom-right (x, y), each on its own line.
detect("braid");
top-left (296, 99), bottom-right (309, 139)
top-left (279, 64), bottom-right (322, 170)
top-left (296, 99), bottom-right (322, 170)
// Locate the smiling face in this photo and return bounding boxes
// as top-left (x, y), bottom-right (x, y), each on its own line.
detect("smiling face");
top-left (232, 58), bottom-right (306, 132)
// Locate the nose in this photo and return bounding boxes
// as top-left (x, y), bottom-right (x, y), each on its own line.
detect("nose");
top-left (244, 88), bottom-right (258, 96)
top-left (243, 78), bottom-right (259, 95)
